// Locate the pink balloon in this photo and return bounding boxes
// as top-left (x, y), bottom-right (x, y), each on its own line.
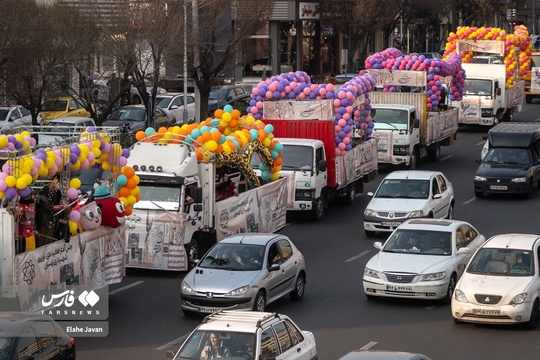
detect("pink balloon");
top-left (67, 187), bottom-right (79, 200)
top-left (265, 91), bottom-right (273, 99)
top-left (338, 142), bottom-right (346, 150)
top-left (256, 101), bottom-right (263, 109)
top-left (338, 119), bottom-right (347, 127)
top-left (298, 93), bottom-right (306, 100)
top-left (333, 99), bottom-right (341, 107)
top-left (0, 180), bottom-right (6, 191)
top-left (252, 87), bottom-right (259, 96)
top-left (251, 106), bottom-right (259, 114)
top-left (303, 87), bottom-right (311, 95)
top-left (268, 83), bottom-right (277, 92)
top-left (326, 83), bottom-right (334, 92)
top-left (319, 88), bottom-right (327, 97)
top-left (70, 210), bottom-right (81, 222)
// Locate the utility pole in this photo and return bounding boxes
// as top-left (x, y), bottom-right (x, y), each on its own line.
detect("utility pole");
top-left (183, 0), bottom-right (188, 124)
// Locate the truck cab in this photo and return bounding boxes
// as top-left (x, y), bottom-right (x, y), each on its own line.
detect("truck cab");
top-left (371, 104), bottom-right (420, 167)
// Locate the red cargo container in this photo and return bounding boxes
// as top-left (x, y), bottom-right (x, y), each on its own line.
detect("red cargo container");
top-left (264, 119), bottom-right (339, 187)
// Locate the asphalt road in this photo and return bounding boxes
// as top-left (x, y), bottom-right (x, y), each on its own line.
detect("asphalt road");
top-left (77, 103), bottom-right (540, 360)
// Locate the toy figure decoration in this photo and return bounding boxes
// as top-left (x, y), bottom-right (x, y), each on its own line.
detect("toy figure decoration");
top-left (78, 200), bottom-right (102, 231)
top-left (94, 183), bottom-right (126, 228)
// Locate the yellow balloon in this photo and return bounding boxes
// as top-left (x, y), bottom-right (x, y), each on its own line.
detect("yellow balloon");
top-left (127, 195), bottom-right (136, 206)
top-left (5, 176), bottom-right (16, 188)
top-left (16, 178), bottom-right (27, 190)
top-left (70, 178), bottom-right (82, 189)
top-left (119, 197), bottom-right (128, 207)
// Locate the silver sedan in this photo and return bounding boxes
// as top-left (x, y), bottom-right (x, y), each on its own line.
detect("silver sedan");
top-left (180, 233), bottom-right (307, 316)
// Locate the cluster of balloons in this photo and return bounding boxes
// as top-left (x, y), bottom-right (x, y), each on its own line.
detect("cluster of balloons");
top-left (364, 48), bottom-right (465, 110)
top-left (443, 25), bottom-right (531, 88)
top-left (135, 104), bottom-right (283, 182)
top-left (248, 71), bottom-right (377, 155)
top-left (0, 128), bottom-right (132, 202)
top-left (115, 165), bottom-right (139, 216)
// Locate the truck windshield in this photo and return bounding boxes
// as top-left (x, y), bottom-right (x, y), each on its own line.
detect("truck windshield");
top-left (280, 145), bottom-right (313, 170)
top-left (135, 185), bottom-right (182, 210)
top-left (464, 80), bottom-right (492, 95)
top-left (372, 108), bottom-right (408, 130)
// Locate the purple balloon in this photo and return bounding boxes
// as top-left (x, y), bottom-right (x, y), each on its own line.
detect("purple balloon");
top-left (5, 187), bottom-right (17, 199)
top-left (19, 187), bottom-right (32, 198)
top-left (122, 148), bottom-right (130, 158)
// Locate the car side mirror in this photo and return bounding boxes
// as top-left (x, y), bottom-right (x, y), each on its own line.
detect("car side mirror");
top-left (374, 241), bottom-right (383, 250)
top-left (69, 107), bottom-right (76, 111)
top-left (8, 116), bottom-right (16, 122)
top-left (367, 192), bottom-right (374, 197)
top-left (457, 247), bottom-right (470, 255)
top-left (318, 159), bottom-right (327, 172)
top-left (496, 88), bottom-right (501, 96)
top-left (170, 105), bottom-right (178, 110)
top-left (413, 118), bottom-right (420, 128)
top-left (269, 264), bottom-right (280, 272)
top-left (433, 193), bottom-right (441, 199)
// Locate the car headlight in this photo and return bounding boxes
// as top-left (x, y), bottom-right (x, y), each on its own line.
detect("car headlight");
top-left (364, 208), bottom-right (376, 217)
top-left (364, 267), bottom-right (381, 279)
top-left (420, 272), bottom-right (446, 281)
top-left (511, 177), bottom-right (527, 183)
top-left (509, 293), bottom-right (528, 305)
top-left (474, 176), bottom-right (487, 182)
top-left (225, 285), bottom-right (250, 296)
top-left (454, 289), bottom-right (468, 303)
top-left (181, 281), bottom-right (196, 295)
top-left (408, 210), bottom-right (424, 218)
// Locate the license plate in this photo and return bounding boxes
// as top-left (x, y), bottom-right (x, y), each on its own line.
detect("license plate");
top-left (198, 307), bottom-right (222, 313)
top-left (489, 185), bottom-right (507, 190)
top-left (472, 309), bottom-right (500, 315)
top-left (382, 222), bottom-right (401, 227)
top-left (386, 285), bottom-right (412, 292)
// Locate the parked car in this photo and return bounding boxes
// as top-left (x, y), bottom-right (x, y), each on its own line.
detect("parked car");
top-left (452, 233), bottom-right (540, 329)
top-left (0, 105), bottom-right (33, 134)
top-left (180, 233), bottom-right (306, 315)
top-left (363, 170), bottom-right (455, 236)
top-left (37, 116), bottom-right (96, 145)
top-left (103, 104), bottom-right (169, 133)
top-left (340, 349), bottom-right (432, 360)
top-left (155, 92), bottom-right (196, 125)
top-left (0, 312), bottom-right (76, 360)
top-left (40, 97), bottom-right (92, 123)
top-left (363, 218), bottom-right (486, 303)
top-left (166, 311), bottom-right (317, 360)
top-left (208, 85), bottom-right (248, 114)
top-left (130, 80), bottom-right (166, 105)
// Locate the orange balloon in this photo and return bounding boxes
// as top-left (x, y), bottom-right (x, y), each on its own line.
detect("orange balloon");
top-left (212, 131), bottom-right (221, 142)
top-left (158, 127), bottom-right (168, 133)
top-left (214, 109), bottom-right (224, 119)
top-left (119, 187), bottom-right (130, 198)
top-left (274, 157), bottom-right (282, 166)
top-left (135, 131), bottom-right (146, 141)
top-left (126, 178), bottom-right (137, 189)
top-left (228, 119), bottom-right (237, 128)
top-left (196, 150), bottom-right (204, 161)
top-left (123, 166), bottom-right (135, 178)
top-left (202, 132), bottom-right (212, 142)
top-left (231, 109), bottom-right (241, 119)
top-left (124, 206), bottom-right (133, 216)
top-left (135, 193), bottom-right (141, 202)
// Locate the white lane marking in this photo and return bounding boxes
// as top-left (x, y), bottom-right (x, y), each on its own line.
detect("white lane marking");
top-left (426, 305), bottom-right (437, 310)
top-left (108, 280), bottom-right (145, 295)
top-left (475, 141), bottom-right (486, 146)
top-left (439, 155), bottom-right (453, 161)
top-left (346, 250), bottom-right (371, 263)
top-left (463, 197), bottom-right (476, 205)
top-left (359, 341), bottom-right (378, 350)
top-left (157, 334), bottom-right (189, 350)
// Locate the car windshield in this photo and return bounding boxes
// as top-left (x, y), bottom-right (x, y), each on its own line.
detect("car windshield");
top-left (109, 108), bottom-right (146, 122)
top-left (372, 108), bottom-right (409, 130)
top-left (382, 230), bottom-right (452, 255)
top-left (209, 89), bottom-right (229, 100)
top-left (42, 100), bottom-right (67, 111)
top-left (137, 185), bottom-right (181, 203)
top-left (176, 330), bottom-right (255, 360)
top-left (483, 148), bottom-right (530, 165)
top-left (199, 244), bottom-right (265, 271)
top-left (375, 179), bottom-right (430, 199)
top-left (155, 97), bottom-right (172, 108)
top-left (467, 248), bottom-right (534, 276)
top-left (0, 110), bottom-right (9, 121)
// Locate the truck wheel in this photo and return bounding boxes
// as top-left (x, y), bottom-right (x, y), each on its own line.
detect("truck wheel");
top-left (427, 142), bottom-right (441, 162)
top-left (526, 95), bottom-right (533, 104)
top-left (409, 147), bottom-right (419, 170)
top-left (344, 183), bottom-right (356, 205)
top-left (503, 109), bottom-right (513, 122)
top-left (312, 198), bottom-right (324, 221)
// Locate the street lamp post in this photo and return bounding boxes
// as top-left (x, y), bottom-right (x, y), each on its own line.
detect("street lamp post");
top-left (183, 0), bottom-right (188, 123)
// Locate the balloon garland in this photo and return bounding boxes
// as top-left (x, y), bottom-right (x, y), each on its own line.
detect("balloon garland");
top-left (134, 104), bottom-right (283, 187)
top-left (0, 128), bottom-right (138, 210)
top-left (247, 71), bottom-right (377, 156)
top-left (364, 48), bottom-right (466, 110)
top-left (443, 25), bottom-right (531, 88)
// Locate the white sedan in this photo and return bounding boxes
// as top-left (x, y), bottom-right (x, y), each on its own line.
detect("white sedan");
top-left (363, 218), bottom-right (486, 303)
top-left (363, 170), bottom-right (455, 236)
top-left (0, 105), bottom-right (33, 133)
top-left (155, 92), bottom-right (196, 125)
top-left (452, 233), bottom-right (540, 329)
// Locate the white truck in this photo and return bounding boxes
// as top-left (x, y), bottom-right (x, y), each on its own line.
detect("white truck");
top-left (368, 70), bottom-right (459, 169)
top-left (0, 128), bottom-right (126, 308)
top-left (260, 104), bottom-right (378, 221)
top-left (124, 136), bottom-right (289, 271)
top-left (454, 63), bottom-right (524, 126)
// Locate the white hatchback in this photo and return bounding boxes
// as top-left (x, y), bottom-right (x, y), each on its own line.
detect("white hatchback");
top-left (363, 219), bottom-right (486, 303)
top-left (452, 233), bottom-right (540, 329)
top-left (363, 170), bottom-right (455, 236)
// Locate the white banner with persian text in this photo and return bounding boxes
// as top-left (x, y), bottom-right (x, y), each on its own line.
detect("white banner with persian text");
top-left (215, 177), bottom-right (288, 240)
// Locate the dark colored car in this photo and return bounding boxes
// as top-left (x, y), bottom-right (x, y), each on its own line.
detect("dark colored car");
top-left (103, 104), bottom-right (169, 133)
top-left (208, 86), bottom-right (248, 114)
top-left (0, 312), bottom-right (76, 360)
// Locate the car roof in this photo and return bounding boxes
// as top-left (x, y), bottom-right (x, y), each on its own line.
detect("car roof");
top-left (218, 233), bottom-right (284, 246)
top-left (397, 219), bottom-right (467, 232)
top-left (196, 311), bottom-right (285, 333)
top-left (383, 170), bottom-right (440, 181)
top-left (47, 117), bottom-right (95, 124)
top-left (119, 105), bottom-right (146, 110)
top-left (0, 312), bottom-right (56, 333)
top-left (483, 234), bottom-right (540, 251)
top-left (157, 92), bottom-right (195, 97)
top-left (340, 350), bottom-right (431, 360)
